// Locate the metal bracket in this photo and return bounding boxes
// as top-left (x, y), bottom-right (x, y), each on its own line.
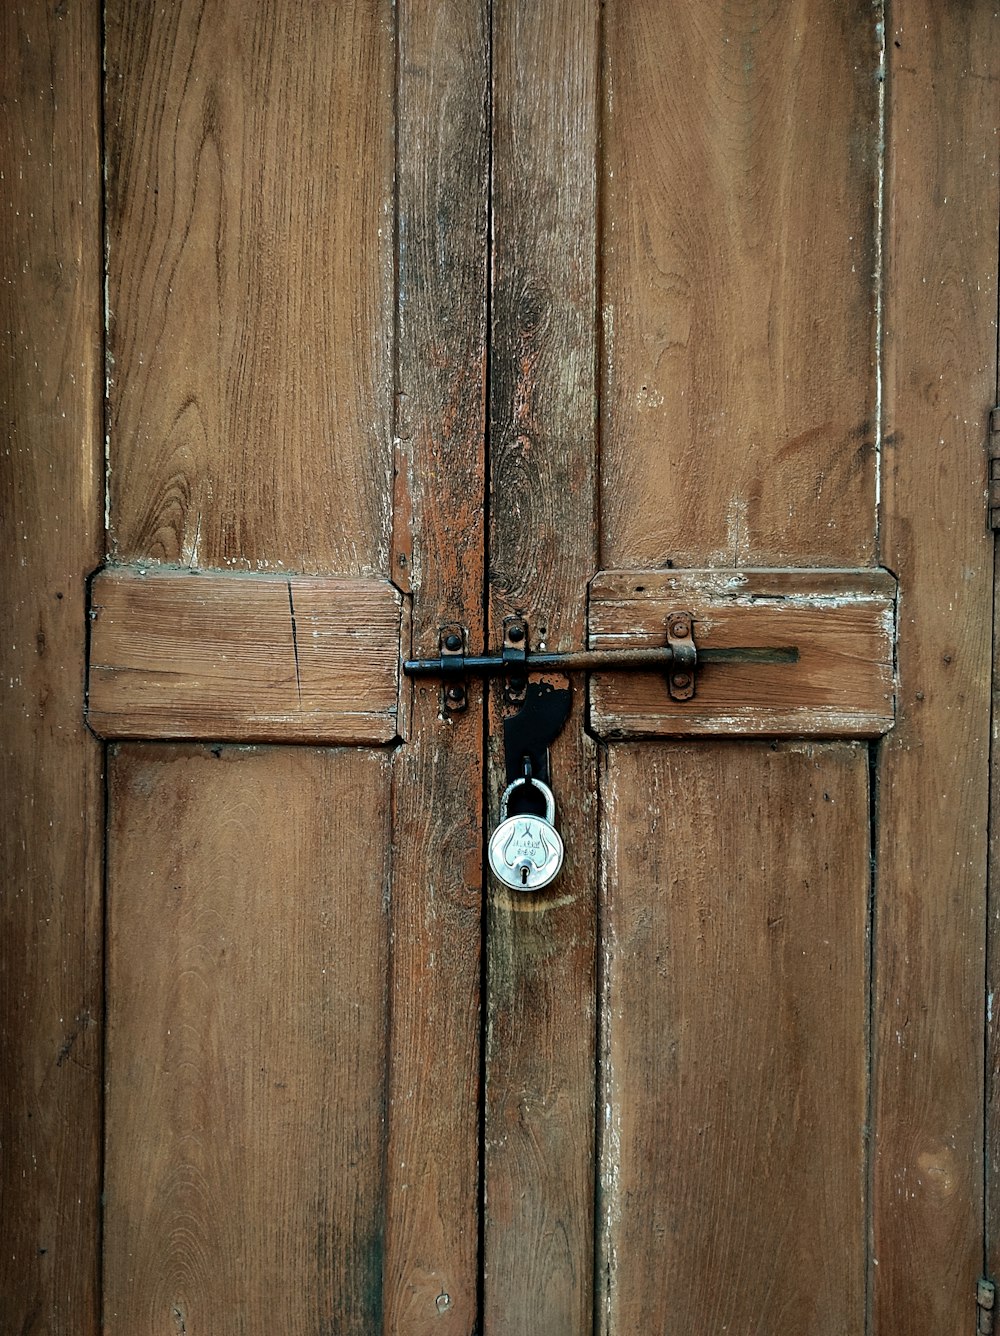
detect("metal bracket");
top-left (439, 623), bottom-right (467, 714)
top-left (502, 617), bottom-right (529, 707)
top-left (665, 611), bottom-right (696, 700)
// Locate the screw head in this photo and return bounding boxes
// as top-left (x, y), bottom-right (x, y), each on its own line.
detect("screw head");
top-left (445, 685), bottom-right (466, 704)
top-left (672, 672), bottom-right (692, 689)
top-left (508, 675), bottom-right (527, 693)
top-left (507, 623), bottom-right (525, 643)
top-left (669, 620), bottom-right (690, 639)
top-left (444, 632), bottom-right (462, 651)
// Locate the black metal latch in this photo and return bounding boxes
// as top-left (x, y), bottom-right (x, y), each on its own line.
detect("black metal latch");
top-left (403, 613), bottom-right (797, 709)
top-left (406, 616), bottom-right (799, 883)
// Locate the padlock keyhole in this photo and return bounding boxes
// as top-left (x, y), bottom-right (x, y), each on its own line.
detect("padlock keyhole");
top-left (520, 863), bottom-right (530, 886)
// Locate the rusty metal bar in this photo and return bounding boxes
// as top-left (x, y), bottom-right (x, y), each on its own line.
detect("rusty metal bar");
top-left (403, 644), bottom-right (798, 679)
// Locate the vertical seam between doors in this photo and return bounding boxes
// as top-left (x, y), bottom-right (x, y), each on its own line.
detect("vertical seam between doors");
top-left (982, 119), bottom-right (1000, 1285)
top-left (98, 0), bottom-right (110, 1324)
top-left (478, 2), bottom-right (495, 1328)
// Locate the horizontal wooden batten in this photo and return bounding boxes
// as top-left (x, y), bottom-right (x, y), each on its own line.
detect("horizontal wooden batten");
top-left (588, 568), bottom-right (896, 738)
top-left (87, 567), bottom-right (404, 744)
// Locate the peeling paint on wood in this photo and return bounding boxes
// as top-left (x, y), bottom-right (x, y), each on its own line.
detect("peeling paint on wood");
top-left (589, 568), bottom-right (896, 738)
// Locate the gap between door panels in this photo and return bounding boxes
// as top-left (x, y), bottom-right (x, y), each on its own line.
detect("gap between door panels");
top-left (984, 158), bottom-right (1000, 1298)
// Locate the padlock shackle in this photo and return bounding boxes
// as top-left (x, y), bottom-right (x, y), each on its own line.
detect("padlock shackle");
top-left (499, 775), bottom-right (556, 825)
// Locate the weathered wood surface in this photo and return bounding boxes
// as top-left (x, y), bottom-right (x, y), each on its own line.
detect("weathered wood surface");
top-left (600, 743), bottom-right (869, 1333)
top-left (595, 3), bottom-right (882, 1330)
top-left (104, 0), bottom-right (394, 575)
top-left (88, 567), bottom-right (402, 743)
top-left (600, 0), bottom-right (878, 571)
top-left (383, 2), bottom-right (489, 1330)
top-left (486, 2), bottom-right (599, 1331)
top-left (0, 4), bottom-right (103, 1332)
top-left (19, 4), bottom-right (992, 1332)
top-left (103, 5), bottom-right (407, 1331)
top-left (104, 746), bottom-right (390, 1334)
top-left (992, 159), bottom-right (1000, 1329)
top-left (589, 568), bottom-right (896, 738)
top-left (878, 1), bottom-right (998, 1328)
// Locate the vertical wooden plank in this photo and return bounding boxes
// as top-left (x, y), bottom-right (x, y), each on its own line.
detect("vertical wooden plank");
top-left (879, 2), bottom-right (999, 1327)
top-left (105, 746), bottom-right (390, 1334)
top-left (487, 3), bottom-right (598, 1332)
top-left (384, 3), bottom-right (488, 1331)
top-left (105, 5), bottom-right (405, 1330)
top-left (600, 743), bottom-right (869, 1333)
top-left (0, 4), bottom-right (103, 1332)
top-left (596, 3), bottom-right (881, 1328)
top-left (601, 0), bottom-right (879, 571)
top-left (105, 0), bottom-right (394, 575)
top-left (990, 139), bottom-right (1000, 1307)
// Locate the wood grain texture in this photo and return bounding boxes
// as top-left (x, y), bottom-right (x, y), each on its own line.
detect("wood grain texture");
top-left (598, 743), bottom-right (869, 1333)
top-left (105, 745), bottom-right (390, 1334)
top-left (877, 1), bottom-right (998, 1327)
top-left (595, 6), bottom-right (887, 1328)
top-left (991, 127), bottom-right (1000, 1313)
top-left (600, 0), bottom-right (878, 569)
top-left (105, 0), bottom-right (394, 575)
top-left (588, 568), bottom-right (896, 738)
top-left (0, 4), bottom-right (103, 1332)
top-left (88, 567), bottom-right (402, 743)
top-left (486, 2), bottom-right (598, 1331)
top-left (383, 3), bottom-right (489, 1330)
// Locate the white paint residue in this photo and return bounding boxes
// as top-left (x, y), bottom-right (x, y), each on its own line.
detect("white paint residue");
top-left (183, 511), bottom-right (202, 569)
top-left (601, 1094), bottom-right (623, 1324)
top-left (726, 496), bottom-right (750, 567)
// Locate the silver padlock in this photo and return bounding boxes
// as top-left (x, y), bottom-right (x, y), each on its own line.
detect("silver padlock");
top-left (488, 777), bottom-right (564, 891)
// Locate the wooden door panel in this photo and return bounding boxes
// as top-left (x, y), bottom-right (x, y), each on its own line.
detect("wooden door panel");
top-left (589, 567), bottom-right (896, 738)
top-left (600, 0), bottom-right (879, 571)
top-left (87, 569), bottom-right (403, 744)
top-left (5, 0), bottom-right (999, 1331)
top-left (485, 1), bottom-right (599, 1331)
top-left (593, 1), bottom-right (995, 1331)
top-left (383, 3), bottom-right (488, 1330)
top-left (1, 4), bottom-right (104, 1332)
top-left (594, 4), bottom-right (882, 1329)
top-left (881, 2), bottom-right (998, 1328)
top-left (100, 4), bottom-right (465, 1333)
top-left (105, 745), bottom-right (390, 1333)
top-left (104, 0), bottom-right (394, 574)
top-left (600, 742), bottom-right (869, 1332)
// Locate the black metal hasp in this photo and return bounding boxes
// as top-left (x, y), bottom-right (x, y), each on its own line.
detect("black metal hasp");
top-left (503, 681), bottom-right (572, 789)
top-left (403, 613), bottom-right (799, 707)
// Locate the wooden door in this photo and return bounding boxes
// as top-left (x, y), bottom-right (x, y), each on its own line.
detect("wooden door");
top-left (4, 2), bottom-right (999, 1334)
